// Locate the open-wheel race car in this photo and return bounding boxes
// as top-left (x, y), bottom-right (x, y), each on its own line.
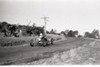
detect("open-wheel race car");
top-left (30, 36), bottom-right (54, 47)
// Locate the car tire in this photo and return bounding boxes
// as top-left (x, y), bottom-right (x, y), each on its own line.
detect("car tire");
top-left (30, 43), bottom-right (34, 47)
top-left (43, 41), bottom-right (47, 47)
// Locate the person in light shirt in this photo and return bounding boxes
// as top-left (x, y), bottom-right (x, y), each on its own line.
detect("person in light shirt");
top-left (38, 33), bottom-right (47, 41)
top-left (38, 33), bottom-right (43, 41)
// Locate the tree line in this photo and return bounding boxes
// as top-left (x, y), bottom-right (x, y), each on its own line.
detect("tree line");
top-left (0, 21), bottom-right (100, 38)
top-left (60, 29), bottom-right (100, 38)
top-left (0, 21), bottom-right (59, 37)
top-left (0, 21), bottom-right (44, 37)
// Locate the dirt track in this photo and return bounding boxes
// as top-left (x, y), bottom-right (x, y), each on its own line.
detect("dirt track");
top-left (0, 37), bottom-right (93, 65)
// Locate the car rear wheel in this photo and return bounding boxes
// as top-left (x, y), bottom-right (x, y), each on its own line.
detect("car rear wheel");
top-left (30, 39), bottom-right (37, 47)
top-left (30, 43), bottom-right (34, 47)
top-left (43, 41), bottom-right (47, 47)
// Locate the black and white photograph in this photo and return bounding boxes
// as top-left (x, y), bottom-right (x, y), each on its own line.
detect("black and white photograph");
top-left (0, 0), bottom-right (100, 65)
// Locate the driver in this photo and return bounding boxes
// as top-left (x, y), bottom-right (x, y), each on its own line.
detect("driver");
top-left (38, 33), bottom-right (43, 41)
top-left (38, 33), bottom-right (47, 41)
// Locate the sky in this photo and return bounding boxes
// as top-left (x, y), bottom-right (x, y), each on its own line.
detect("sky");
top-left (0, 0), bottom-right (100, 35)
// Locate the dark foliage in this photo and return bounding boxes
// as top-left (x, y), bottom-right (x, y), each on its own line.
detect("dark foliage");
top-left (0, 21), bottom-right (44, 37)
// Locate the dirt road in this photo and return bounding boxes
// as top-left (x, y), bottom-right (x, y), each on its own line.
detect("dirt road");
top-left (0, 37), bottom-right (93, 65)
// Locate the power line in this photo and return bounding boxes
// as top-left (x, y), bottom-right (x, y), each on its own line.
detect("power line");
top-left (41, 16), bottom-right (49, 34)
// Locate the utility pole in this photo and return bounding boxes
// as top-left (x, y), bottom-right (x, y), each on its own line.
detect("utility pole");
top-left (27, 18), bottom-right (31, 26)
top-left (41, 16), bottom-right (49, 35)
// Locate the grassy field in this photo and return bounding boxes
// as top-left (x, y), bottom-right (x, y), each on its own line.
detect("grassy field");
top-left (0, 37), bottom-right (35, 47)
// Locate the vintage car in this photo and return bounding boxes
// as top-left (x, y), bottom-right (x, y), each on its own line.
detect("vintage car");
top-left (30, 36), bottom-right (54, 47)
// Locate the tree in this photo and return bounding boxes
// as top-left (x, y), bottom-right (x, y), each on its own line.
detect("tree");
top-left (91, 29), bottom-right (100, 38)
top-left (84, 29), bottom-right (100, 38)
top-left (78, 35), bottom-right (82, 37)
top-left (61, 30), bottom-right (78, 37)
top-left (9, 25), bottom-right (18, 36)
top-left (73, 30), bottom-right (78, 37)
top-left (64, 30), bottom-right (69, 35)
top-left (50, 29), bottom-right (56, 34)
top-left (0, 21), bottom-right (8, 32)
top-left (46, 31), bottom-right (50, 34)
top-left (84, 32), bottom-right (90, 37)
top-left (0, 21), bottom-right (11, 37)
top-left (60, 31), bottom-right (66, 35)
top-left (67, 30), bottom-right (75, 37)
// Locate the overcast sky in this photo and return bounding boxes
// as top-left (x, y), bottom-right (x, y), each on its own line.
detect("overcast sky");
top-left (0, 0), bottom-right (100, 35)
